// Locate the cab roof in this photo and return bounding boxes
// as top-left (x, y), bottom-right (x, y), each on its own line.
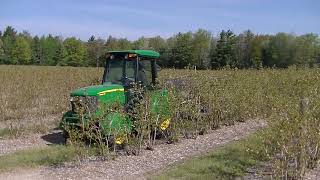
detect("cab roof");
top-left (108, 50), bottom-right (160, 59)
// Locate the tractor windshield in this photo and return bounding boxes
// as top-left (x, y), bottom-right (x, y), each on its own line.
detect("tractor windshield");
top-left (103, 53), bottom-right (155, 86)
top-left (105, 60), bottom-right (123, 83)
top-left (104, 58), bottom-right (136, 84)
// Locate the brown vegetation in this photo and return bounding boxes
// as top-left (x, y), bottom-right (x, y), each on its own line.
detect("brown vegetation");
top-left (1, 65), bottom-right (320, 178)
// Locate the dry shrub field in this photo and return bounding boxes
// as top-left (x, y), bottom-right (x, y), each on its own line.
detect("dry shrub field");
top-left (0, 65), bottom-right (102, 130)
top-left (166, 67), bottom-right (320, 178)
top-left (1, 65), bottom-right (320, 178)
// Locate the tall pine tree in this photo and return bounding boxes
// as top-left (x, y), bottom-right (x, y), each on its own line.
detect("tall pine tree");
top-left (212, 30), bottom-right (237, 68)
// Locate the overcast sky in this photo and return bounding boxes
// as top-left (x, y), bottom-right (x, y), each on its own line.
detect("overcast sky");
top-left (1, 0), bottom-right (319, 40)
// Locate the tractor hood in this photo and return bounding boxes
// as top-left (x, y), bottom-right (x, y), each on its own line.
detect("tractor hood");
top-left (70, 83), bottom-right (124, 97)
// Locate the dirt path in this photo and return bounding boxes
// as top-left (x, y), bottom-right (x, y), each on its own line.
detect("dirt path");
top-left (0, 134), bottom-right (47, 156)
top-left (0, 119), bottom-right (266, 180)
top-left (0, 130), bottom-right (65, 156)
top-left (304, 167), bottom-right (320, 180)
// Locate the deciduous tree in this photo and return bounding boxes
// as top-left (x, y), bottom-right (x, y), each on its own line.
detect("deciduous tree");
top-left (170, 32), bottom-right (193, 68)
top-left (264, 33), bottom-right (295, 68)
top-left (11, 36), bottom-right (32, 64)
top-left (60, 37), bottom-right (87, 66)
top-left (192, 29), bottom-right (212, 69)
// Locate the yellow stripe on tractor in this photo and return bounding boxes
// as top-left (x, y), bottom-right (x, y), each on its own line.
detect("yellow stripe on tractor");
top-left (98, 88), bottom-right (124, 96)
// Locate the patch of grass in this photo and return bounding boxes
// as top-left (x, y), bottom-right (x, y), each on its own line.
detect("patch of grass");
top-left (0, 128), bottom-right (12, 137)
top-left (152, 133), bottom-right (266, 180)
top-left (0, 145), bottom-right (97, 172)
top-left (0, 128), bottom-right (21, 138)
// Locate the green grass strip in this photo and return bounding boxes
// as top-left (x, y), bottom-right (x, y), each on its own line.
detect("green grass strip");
top-left (0, 145), bottom-right (96, 172)
top-left (0, 128), bottom-right (12, 137)
top-left (152, 133), bottom-right (266, 180)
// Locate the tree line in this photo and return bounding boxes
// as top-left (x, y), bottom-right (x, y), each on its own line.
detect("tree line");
top-left (1, 26), bottom-right (320, 69)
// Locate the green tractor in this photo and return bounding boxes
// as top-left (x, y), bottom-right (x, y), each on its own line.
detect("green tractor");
top-left (60, 50), bottom-right (171, 144)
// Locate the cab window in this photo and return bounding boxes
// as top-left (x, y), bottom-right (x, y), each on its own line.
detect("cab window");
top-left (137, 60), bottom-right (152, 86)
top-left (106, 60), bottom-right (123, 83)
top-left (125, 60), bottom-right (136, 82)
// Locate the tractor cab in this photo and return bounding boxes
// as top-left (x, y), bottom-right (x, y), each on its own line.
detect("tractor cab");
top-left (103, 50), bottom-right (159, 89)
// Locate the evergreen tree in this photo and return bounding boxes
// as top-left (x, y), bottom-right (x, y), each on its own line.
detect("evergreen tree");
top-left (2, 26), bottom-right (16, 39)
top-left (212, 30), bottom-right (237, 68)
top-left (0, 39), bottom-right (4, 55)
top-left (31, 36), bottom-right (41, 64)
top-left (0, 39), bottom-right (6, 63)
top-left (209, 37), bottom-right (218, 68)
top-left (52, 41), bottom-right (64, 65)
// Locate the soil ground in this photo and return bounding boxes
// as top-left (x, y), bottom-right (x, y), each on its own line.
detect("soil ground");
top-left (0, 119), bottom-right (266, 180)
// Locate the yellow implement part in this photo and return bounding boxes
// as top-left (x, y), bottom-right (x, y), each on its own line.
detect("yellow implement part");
top-left (115, 135), bottom-right (126, 145)
top-left (160, 118), bottom-right (171, 130)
